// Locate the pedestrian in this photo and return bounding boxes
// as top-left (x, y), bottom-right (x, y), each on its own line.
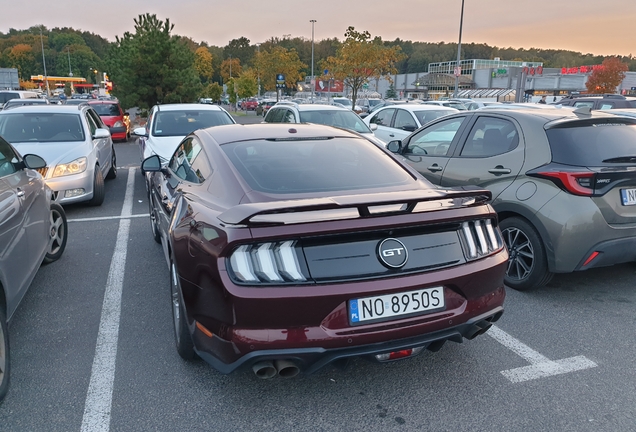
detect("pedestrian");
top-left (538, 95), bottom-right (547, 104)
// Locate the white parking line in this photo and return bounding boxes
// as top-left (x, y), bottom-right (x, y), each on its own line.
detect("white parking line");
top-left (487, 325), bottom-right (597, 383)
top-left (68, 214), bottom-right (148, 223)
top-left (80, 167), bottom-right (135, 432)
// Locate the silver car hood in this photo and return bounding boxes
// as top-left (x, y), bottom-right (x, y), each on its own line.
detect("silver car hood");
top-left (11, 141), bottom-right (88, 166)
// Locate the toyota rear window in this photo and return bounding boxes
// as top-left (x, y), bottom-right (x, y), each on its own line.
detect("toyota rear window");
top-left (153, 110), bottom-right (234, 137)
top-left (547, 119), bottom-right (636, 166)
top-left (222, 137), bottom-right (414, 194)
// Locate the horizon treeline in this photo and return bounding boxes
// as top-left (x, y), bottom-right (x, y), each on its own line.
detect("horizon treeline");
top-left (1, 25), bottom-right (634, 87)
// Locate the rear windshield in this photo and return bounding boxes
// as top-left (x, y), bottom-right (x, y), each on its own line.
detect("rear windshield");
top-left (0, 113), bottom-right (85, 142)
top-left (299, 109), bottom-right (372, 134)
top-left (412, 110), bottom-right (455, 125)
top-left (153, 110), bottom-right (234, 137)
top-left (547, 119), bottom-right (636, 166)
top-left (222, 137), bottom-right (414, 194)
top-left (92, 103), bottom-right (121, 116)
top-left (0, 93), bottom-right (20, 104)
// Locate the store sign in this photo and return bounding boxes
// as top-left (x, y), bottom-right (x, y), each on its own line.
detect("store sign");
top-left (492, 68), bottom-right (508, 77)
top-left (523, 66), bottom-right (543, 76)
top-left (561, 65), bottom-right (603, 74)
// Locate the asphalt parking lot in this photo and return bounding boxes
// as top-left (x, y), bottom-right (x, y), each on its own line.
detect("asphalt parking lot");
top-left (1, 115), bottom-right (636, 431)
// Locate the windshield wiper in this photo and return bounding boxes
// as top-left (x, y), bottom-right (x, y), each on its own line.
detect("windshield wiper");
top-left (602, 156), bottom-right (636, 163)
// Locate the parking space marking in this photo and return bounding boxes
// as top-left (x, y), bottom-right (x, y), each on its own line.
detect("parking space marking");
top-left (80, 167), bottom-right (135, 432)
top-left (487, 325), bottom-right (597, 383)
top-left (68, 214), bottom-right (148, 223)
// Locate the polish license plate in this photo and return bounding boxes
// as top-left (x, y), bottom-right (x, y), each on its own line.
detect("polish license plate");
top-left (621, 188), bottom-right (636, 206)
top-left (349, 287), bottom-right (445, 325)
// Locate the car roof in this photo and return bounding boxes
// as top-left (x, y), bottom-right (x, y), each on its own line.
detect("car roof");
top-left (466, 106), bottom-right (629, 123)
top-left (154, 103), bottom-right (226, 112)
top-left (0, 104), bottom-right (85, 114)
top-left (375, 104), bottom-right (458, 113)
top-left (88, 100), bottom-right (119, 105)
top-left (198, 123), bottom-right (358, 145)
top-left (275, 102), bottom-right (351, 112)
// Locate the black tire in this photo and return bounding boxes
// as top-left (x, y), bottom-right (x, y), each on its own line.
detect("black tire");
top-left (149, 194), bottom-right (161, 244)
top-left (106, 148), bottom-right (117, 180)
top-left (170, 260), bottom-right (196, 360)
top-left (42, 203), bottom-right (68, 264)
top-left (88, 167), bottom-right (105, 206)
top-left (0, 305), bottom-right (10, 403)
top-left (499, 217), bottom-right (553, 291)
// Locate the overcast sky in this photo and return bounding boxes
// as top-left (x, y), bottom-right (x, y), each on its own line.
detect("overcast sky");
top-left (1, 0), bottom-right (634, 57)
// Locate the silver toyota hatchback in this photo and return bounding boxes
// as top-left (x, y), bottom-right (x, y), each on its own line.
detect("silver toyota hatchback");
top-left (388, 107), bottom-right (636, 290)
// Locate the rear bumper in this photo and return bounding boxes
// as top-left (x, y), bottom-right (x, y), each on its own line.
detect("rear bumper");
top-left (193, 306), bottom-right (504, 375)
top-left (576, 235), bottom-right (636, 270)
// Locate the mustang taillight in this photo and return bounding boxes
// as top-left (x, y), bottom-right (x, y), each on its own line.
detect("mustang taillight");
top-left (228, 240), bottom-right (307, 284)
top-left (459, 219), bottom-right (503, 261)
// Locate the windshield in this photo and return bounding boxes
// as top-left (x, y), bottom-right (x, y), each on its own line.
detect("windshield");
top-left (152, 110), bottom-right (234, 137)
top-left (412, 110), bottom-right (455, 125)
top-left (334, 99), bottom-right (352, 107)
top-left (222, 137), bottom-right (413, 194)
top-left (91, 104), bottom-right (121, 116)
top-left (299, 110), bottom-right (372, 134)
top-left (0, 112), bottom-right (85, 142)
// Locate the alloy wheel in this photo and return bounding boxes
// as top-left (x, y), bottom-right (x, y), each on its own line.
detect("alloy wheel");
top-left (502, 226), bottom-right (535, 281)
top-left (49, 206), bottom-right (65, 256)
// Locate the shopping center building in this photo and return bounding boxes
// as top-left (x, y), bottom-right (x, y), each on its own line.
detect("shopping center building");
top-left (365, 58), bottom-right (636, 102)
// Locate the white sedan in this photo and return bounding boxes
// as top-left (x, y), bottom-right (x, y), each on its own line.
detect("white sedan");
top-left (363, 104), bottom-right (458, 143)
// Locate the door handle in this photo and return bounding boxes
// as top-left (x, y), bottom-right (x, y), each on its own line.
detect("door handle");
top-left (16, 188), bottom-right (25, 198)
top-left (427, 164), bottom-right (443, 172)
top-left (488, 166), bottom-right (512, 175)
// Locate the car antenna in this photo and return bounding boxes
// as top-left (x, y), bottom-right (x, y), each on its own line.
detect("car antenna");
top-left (573, 106), bottom-right (592, 116)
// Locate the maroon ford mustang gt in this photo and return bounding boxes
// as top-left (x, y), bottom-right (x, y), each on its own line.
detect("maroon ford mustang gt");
top-left (142, 123), bottom-right (507, 379)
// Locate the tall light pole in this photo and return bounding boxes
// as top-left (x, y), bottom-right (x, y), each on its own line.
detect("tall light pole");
top-left (39, 26), bottom-right (50, 96)
top-left (310, 19), bottom-right (316, 103)
top-left (256, 43), bottom-right (261, 98)
top-left (453, 0), bottom-right (465, 98)
top-left (67, 46), bottom-right (73, 77)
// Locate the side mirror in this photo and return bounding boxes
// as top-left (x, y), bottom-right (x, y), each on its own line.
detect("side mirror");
top-left (23, 154), bottom-right (47, 170)
top-left (368, 122), bottom-right (377, 130)
top-left (386, 140), bottom-right (402, 153)
top-left (132, 127), bottom-right (148, 137)
top-left (141, 155), bottom-right (162, 172)
top-left (93, 128), bottom-right (111, 139)
top-left (402, 125), bottom-right (417, 132)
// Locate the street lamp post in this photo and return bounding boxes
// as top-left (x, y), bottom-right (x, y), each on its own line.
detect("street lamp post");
top-left (453, 0), bottom-right (465, 98)
top-left (256, 43), bottom-right (261, 98)
top-left (39, 26), bottom-right (50, 96)
top-left (310, 19), bottom-right (316, 103)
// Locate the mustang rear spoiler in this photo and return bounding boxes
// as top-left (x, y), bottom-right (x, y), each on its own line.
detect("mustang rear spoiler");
top-left (218, 187), bottom-right (492, 225)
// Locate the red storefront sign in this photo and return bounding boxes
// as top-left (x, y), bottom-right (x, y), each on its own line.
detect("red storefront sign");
top-left (561, 65), bottom-right (603, 74)
top-left (523, 66), bottom-right (543, 75)
top-left (315, 79), bottom-right (344, 93)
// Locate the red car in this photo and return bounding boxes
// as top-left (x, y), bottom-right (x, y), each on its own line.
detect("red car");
top-left (242, 98), bottom-right (258, 110)
top-left (88, 100), bottom-right (130, 142)
top-left (142, 123), bottom-right (507, 379)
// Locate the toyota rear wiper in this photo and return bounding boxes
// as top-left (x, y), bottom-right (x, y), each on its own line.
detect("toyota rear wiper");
top-left (602, 156), bottom-right (636, 163)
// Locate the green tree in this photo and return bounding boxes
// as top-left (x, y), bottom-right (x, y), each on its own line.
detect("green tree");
top-left (321, 27), bottom-right (405, 108)
top-left (385, 84), bottom-right (397, 99)
top-left (202, 82), bottom-right (223, 101)
top-left (236, 69), bottom-right (258, 107)
top-left (586, 57), bottom-right (628, 94)
top-left (224, 37), bottom-right (253, 68)
top-left (106, 14), bottom-right (201, 109)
